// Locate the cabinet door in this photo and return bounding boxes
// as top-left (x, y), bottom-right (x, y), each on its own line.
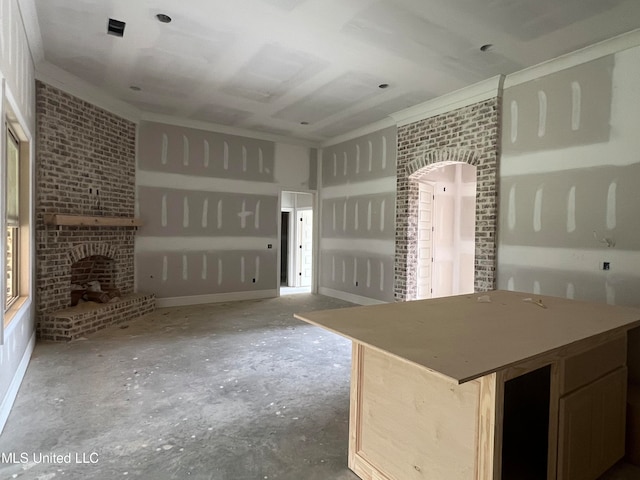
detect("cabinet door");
top-left (558, 367), bottom-right (627, 480)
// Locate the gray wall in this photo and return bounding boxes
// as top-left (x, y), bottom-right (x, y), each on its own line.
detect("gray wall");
top-left (319, 126), bottom-right (397, 302)
top-left (136, 121), bottom-right (314, 301)
top-left (498, 47), bottom-right (640, 308)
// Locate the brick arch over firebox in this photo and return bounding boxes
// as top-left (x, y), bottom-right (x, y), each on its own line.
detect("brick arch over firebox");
top-left (68, 243), bottom-right (118, 264)
top-left (394, 98), bottom-right (501, 301)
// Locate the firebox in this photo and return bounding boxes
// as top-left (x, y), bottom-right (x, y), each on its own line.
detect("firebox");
top-left (69, 254), bottom-right (118, 306)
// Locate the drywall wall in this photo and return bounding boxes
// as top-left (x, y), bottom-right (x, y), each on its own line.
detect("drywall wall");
top-left (0, 0), bottom-right (36, 432)
top-left (318, 126), bottom-right (397, 303)
top-left (0, 0), bottom-right (34, 128)
top-left (136, 121), bottom-right (314, 304)
top-left (498, 46), bottom-right (640, 308)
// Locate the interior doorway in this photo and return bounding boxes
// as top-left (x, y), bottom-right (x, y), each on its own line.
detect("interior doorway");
top-left (415, 163), bottom-right (477, 299)
top-left (280, 191), bottom-right (313, 295)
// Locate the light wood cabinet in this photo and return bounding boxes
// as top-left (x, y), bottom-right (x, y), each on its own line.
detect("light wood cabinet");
top-left (295, 291), bottom-right (640, 480)
top-left (558, 367), bottom-right (627, 480)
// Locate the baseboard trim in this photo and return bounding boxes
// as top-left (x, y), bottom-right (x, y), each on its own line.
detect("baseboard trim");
top-left (0, 332), bottom-right (35, 435)
top-left (318, 287), bottom-right (388, 306)
top-left (156, 289), bottom-right (278, 308)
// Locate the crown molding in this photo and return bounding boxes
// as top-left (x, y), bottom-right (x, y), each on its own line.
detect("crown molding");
top-left (36, 62), bottom-right (142, 123)
top-left (504, 28), bottom-right (640, 88)
top-left (390, 75), bottom-right (504, 127)
top-left (140, 112), bottom-right (319, 147)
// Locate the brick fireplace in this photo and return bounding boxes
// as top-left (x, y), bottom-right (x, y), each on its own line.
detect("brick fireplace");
top-left (36, 81), bottom-right (154, 341)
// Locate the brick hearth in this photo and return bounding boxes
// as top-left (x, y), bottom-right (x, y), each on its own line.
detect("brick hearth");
top-left (39, 293), bottom-right (155, 342)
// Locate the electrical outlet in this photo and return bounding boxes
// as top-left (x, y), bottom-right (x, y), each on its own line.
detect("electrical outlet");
top-left (603, 262), bottom-right (610, 271)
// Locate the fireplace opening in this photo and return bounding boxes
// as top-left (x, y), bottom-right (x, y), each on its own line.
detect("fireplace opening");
top-left (70, 255), bottom-right (120, 306)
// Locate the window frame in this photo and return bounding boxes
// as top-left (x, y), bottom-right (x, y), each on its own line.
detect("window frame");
top-left (5, 125), bottom-right (20, 311)
top-left (1, 90), bottom-right (32, 334)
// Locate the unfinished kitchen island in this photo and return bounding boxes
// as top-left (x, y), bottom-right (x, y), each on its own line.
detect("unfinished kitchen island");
top-left (294, 290), bottom-right (640, 480)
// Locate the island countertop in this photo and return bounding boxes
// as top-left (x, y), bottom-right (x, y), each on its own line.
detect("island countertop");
top-left (294, 290), bottom-right (640, 384)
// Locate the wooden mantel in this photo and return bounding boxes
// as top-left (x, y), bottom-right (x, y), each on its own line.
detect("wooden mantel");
top-left (44, 213), bottom-right (143, 227)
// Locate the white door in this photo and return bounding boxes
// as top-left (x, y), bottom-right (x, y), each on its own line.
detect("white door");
top-left (296, 209), bottom-right (313, 287)
top-left (417, 183), bottom-right (434, 299)
top-left (433, 186), bottom-right (455, 298)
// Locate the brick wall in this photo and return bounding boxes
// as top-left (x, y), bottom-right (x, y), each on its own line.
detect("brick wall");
top-left (35, 81), bottom-right (140, 336)
top-left (395, 98), bottom-right (501, 301)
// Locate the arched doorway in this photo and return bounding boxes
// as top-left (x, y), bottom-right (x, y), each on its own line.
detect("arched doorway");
top-left (393, 99), bottom-right (500, 301)
top-left (412, 162), bottom-right (477, 299)
top-left (395, 145), bottom-right (498, 301)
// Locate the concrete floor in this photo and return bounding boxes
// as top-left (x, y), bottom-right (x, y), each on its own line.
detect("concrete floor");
top-left (1, 293), bottom-right (639, 480)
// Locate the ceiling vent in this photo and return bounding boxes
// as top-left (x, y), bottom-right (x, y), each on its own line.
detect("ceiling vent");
top-left (107, 18), bottom-right (126, 37)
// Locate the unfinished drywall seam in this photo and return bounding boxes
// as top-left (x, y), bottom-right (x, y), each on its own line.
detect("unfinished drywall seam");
top-left (319, 126), bottom-right (397, 303)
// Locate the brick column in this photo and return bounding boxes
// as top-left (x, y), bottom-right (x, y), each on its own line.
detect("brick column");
top-left (394, 98), bottom-right (501, 301)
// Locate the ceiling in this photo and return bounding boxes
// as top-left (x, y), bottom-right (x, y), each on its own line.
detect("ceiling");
top-left (27, 0), bottom-right (640, 143)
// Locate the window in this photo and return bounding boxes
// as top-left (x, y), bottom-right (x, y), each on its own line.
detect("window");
top-left (5, 126), bottom-right (20, 311)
